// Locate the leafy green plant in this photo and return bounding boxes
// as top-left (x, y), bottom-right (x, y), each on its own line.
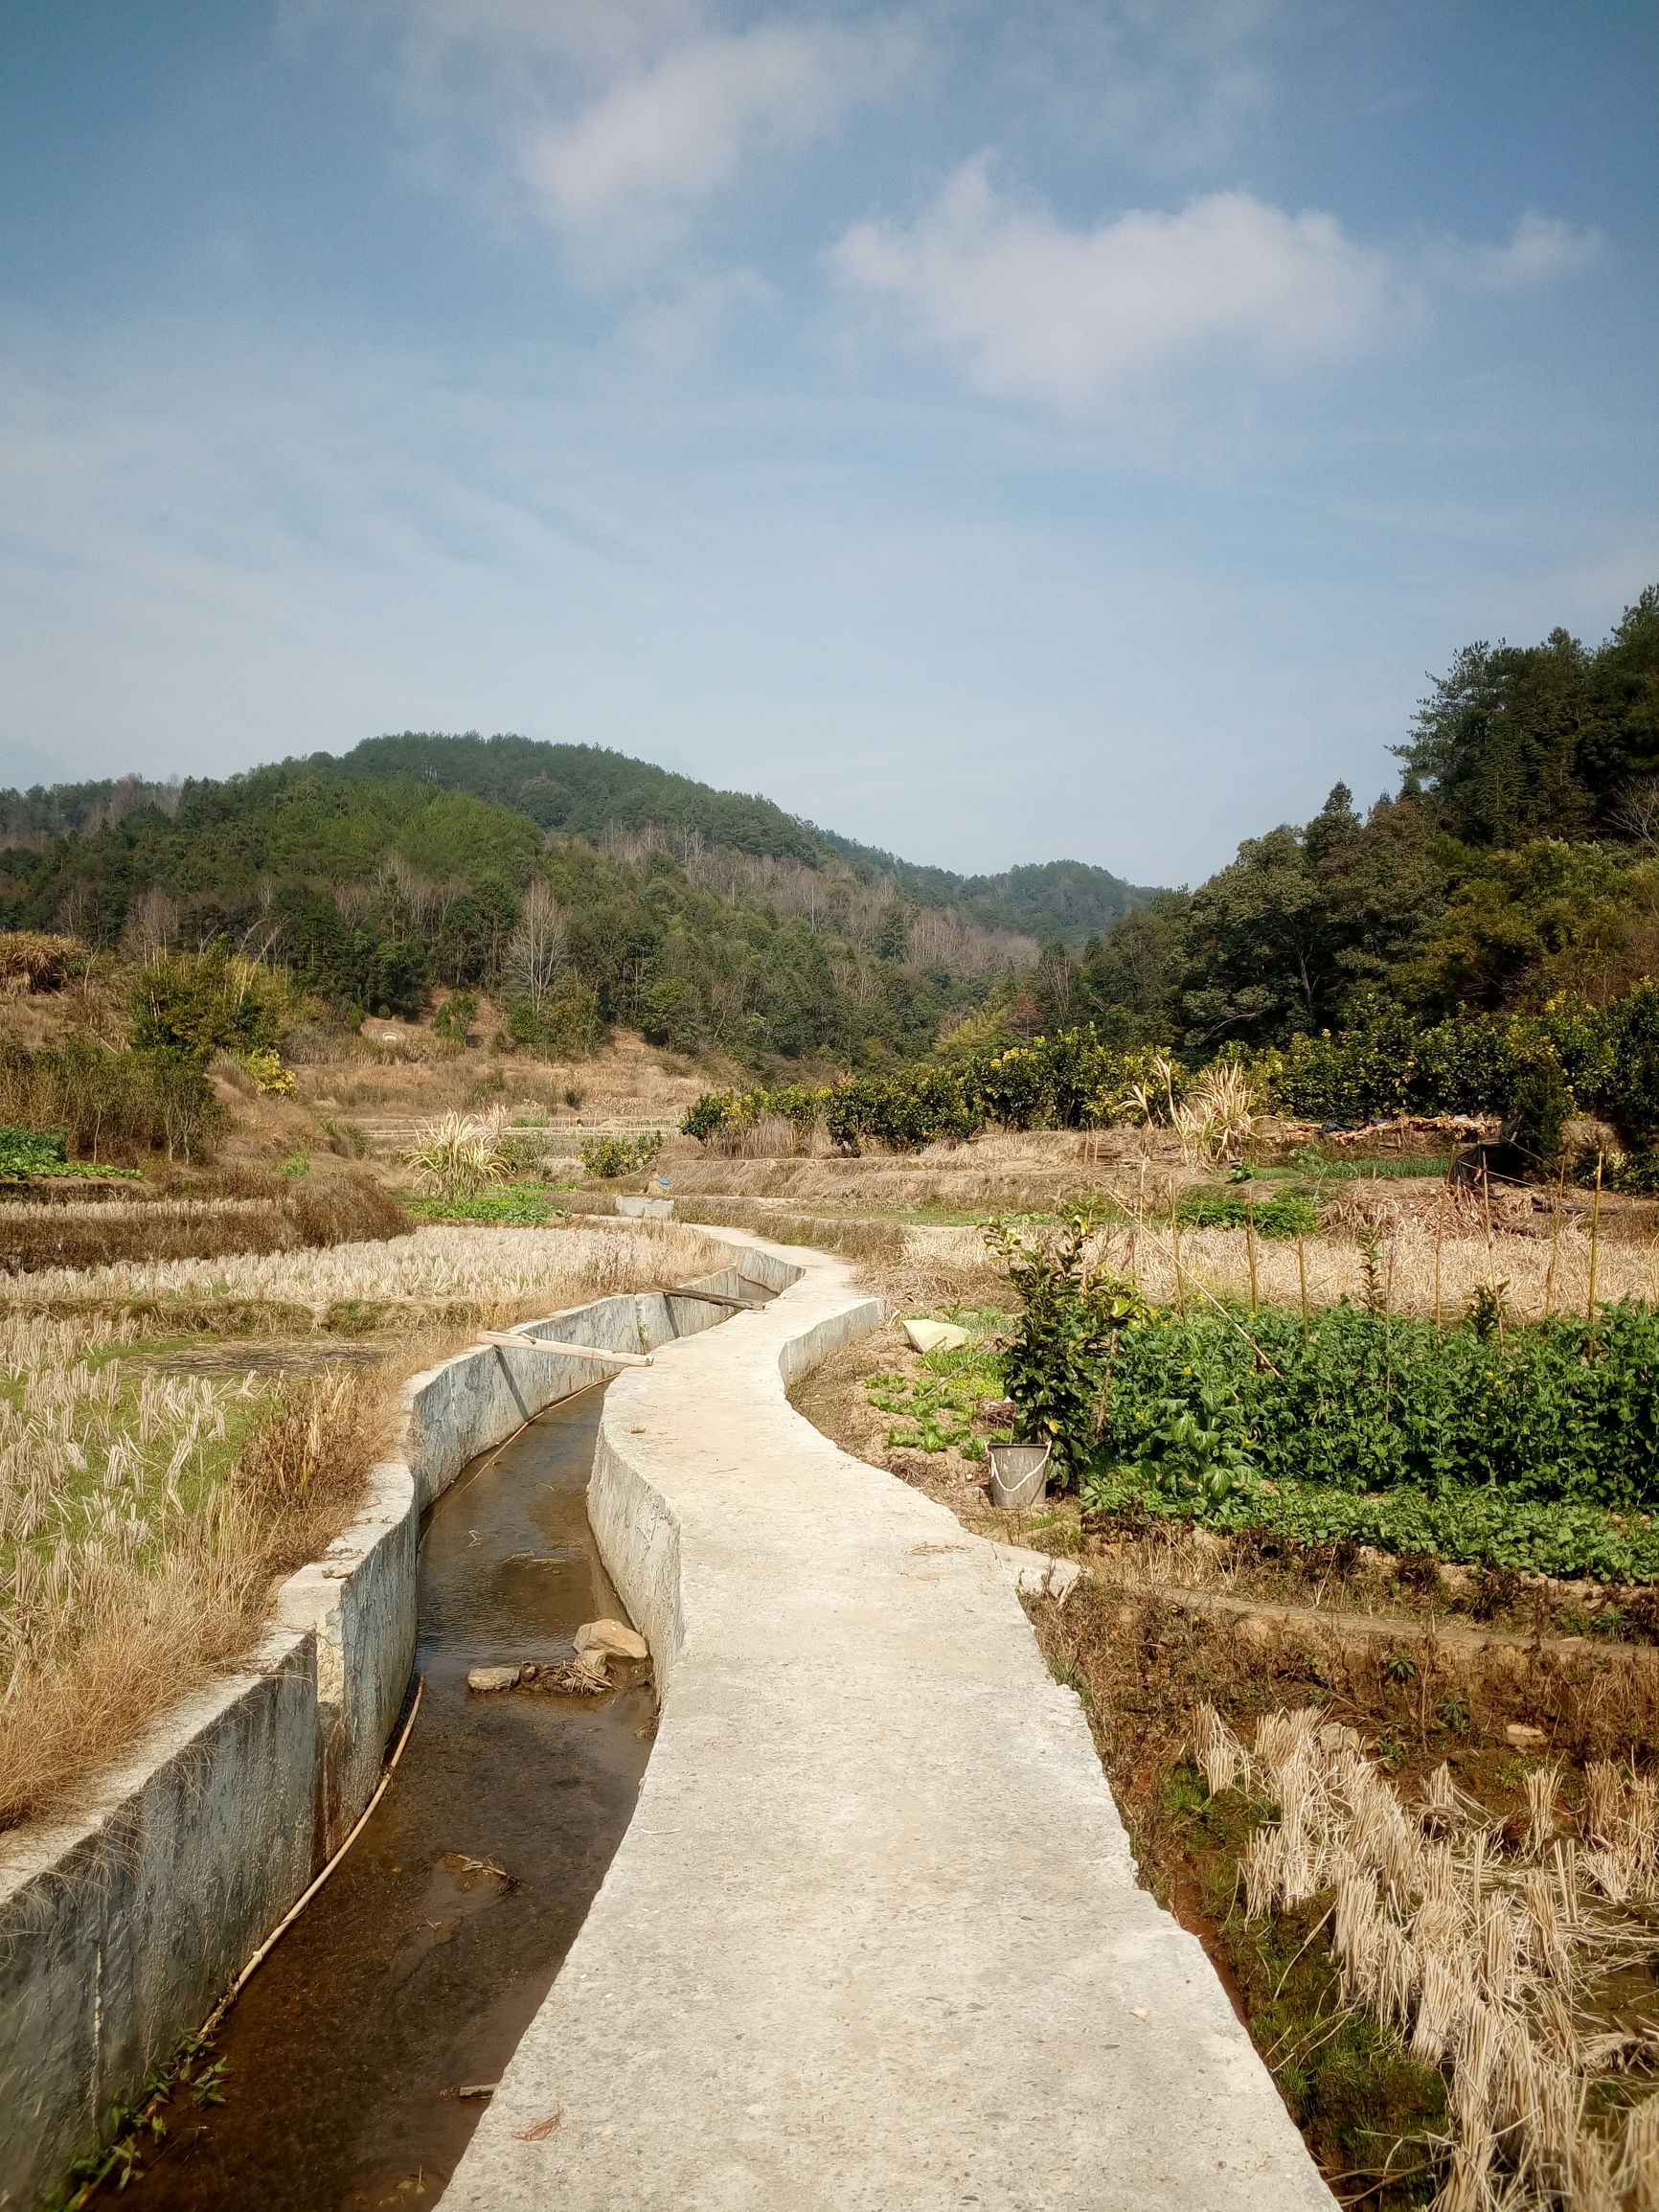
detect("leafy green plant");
top-left (580, 1130), bottom-right (663, 1180)
top-left (1015, 1258), bottom-right (1659, 1577)
top-left (0, 1125), bottom-right (69, 1177)
top-left (0, 1124), bottom-right (139, 1180)
top-left (1176, 1188), bottom-right (1321, 1239)
top-left (867, 1318), bottom-right (1008, 1459)
top-left (402, 1178), bottom-right (559, 1224)
top-left (49, 2030), bottom-right (227, 2210)
top-left (982, 1213), bottom-right (1149, 1489)
top-left (1125, 1375), bottom-right (1252, 1506)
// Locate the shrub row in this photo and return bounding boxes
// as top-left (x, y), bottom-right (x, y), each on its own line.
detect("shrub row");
top-left (681, 985), bottom-right (1659, 1163)
top-left (682, 1038), bottom-right (1181, 1153)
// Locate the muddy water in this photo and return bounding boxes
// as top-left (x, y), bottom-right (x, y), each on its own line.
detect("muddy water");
top-left (121, 1382), bottom-right (654, 2212)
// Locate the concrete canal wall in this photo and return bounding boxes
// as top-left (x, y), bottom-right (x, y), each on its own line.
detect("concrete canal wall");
top-left (0, 1250), bottom-right (781, 2210)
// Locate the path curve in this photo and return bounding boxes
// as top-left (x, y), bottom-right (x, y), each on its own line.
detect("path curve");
top-left (440, 1234), bottom-right (1334, 2211)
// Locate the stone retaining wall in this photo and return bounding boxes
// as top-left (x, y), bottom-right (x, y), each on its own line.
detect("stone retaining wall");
top-left (0, 1250), bottom-right (779, 2210)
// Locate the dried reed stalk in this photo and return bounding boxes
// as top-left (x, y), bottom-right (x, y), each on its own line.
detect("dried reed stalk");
top-left (1223, 1705), bottom-right (1659, 2208)
top-left (5, 1220), bottom-right (731, 1319)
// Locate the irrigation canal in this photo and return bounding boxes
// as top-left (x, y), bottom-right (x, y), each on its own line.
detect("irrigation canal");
top-left (99, 1380), bottom-right (656, 2212)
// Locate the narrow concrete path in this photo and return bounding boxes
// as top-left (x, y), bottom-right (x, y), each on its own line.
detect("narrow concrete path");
top-left (439, 1238), bottom-right (1334, 2211)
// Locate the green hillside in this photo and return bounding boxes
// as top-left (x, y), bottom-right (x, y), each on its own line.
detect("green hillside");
top-left (0, 741), bottom-right (1148, 1067)
top-left (10, 579), bottom-right (1651, 1081)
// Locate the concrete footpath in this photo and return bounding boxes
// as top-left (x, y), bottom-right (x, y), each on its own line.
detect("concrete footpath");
top-left (438, 1236), bottom-right (1335, 2212)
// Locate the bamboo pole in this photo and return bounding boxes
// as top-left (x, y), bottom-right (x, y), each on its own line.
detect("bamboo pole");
top-left (1297, 1234), bottom-right (1311, 1347)
top-left (477, 1333), bottom-right (652, 1366)
top-left (1170, 1191), bottom-right (1186, 1319)
top-left (1434, 1183), bottom-right (1445, 1330)
top-left (1586, 1152), bottom-right (1603, 1323)
top-left (1543, 1169), bottom-right (1564, 1318)
top-left (1244, 1200), bottom-right (1260, 1316)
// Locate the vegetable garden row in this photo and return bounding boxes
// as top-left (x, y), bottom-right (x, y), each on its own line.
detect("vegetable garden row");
top-left (985, 1221), bottom-right (1659, 1584)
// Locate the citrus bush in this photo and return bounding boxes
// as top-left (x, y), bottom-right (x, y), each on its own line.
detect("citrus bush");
top-left (680, 985), bottom-right (1659, 1173)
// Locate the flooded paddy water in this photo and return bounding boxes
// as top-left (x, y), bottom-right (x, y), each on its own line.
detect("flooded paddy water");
top-left (92, 1380), bottom-right (655, 2212)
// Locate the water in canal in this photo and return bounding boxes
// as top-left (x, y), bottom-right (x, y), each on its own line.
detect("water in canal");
top-left (110, 1380), bottom-right (654, 2212)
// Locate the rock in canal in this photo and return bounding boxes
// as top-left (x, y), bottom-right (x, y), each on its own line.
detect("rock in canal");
top-left (466, 1664), bottom-right (522, 1693)
top-left (576, 1618), bottom-right (648, 1661)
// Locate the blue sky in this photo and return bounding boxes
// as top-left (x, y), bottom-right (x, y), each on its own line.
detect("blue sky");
top-left (1, 1), bottom-right (1655, 883)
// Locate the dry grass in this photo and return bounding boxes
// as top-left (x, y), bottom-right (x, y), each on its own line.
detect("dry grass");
top-left (726, 1191), bottom-right (1659, 1326)
top-left (3, 1219), bottom-right (732, 1324)
top-left (0, 1348), bottom-right (398, 1833)
top-left (1037, 1577), bottom-right (1659, 2211)
top-left (0, 1308), bottom-right (374, 1831)
top-left (0, 1174), bottom-right (412, 1274)
top-left (1212, 1707), bottom-right (1659, 2207)
top-left (1098, 1215), bottom-right (1659, 1323)
top-left (295, 1024), bottom-right (719, 1129)
top-left (0, 932), bottom-right (80, 992)
top-left (0, 1217), bottom-right (735, 1829)
top-left (666, 1135), bottom-right (1123, 1211)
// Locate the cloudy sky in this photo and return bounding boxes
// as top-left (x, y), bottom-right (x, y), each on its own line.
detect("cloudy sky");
top-left (1, 1), bottom-right (1655, 882)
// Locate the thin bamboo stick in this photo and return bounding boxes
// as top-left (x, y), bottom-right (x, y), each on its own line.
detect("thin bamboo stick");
top-left (1543, 1169), bottom-right (1564, 1318)
top-left (1245, 1200), bottom-right (1260, 1316)
top-left (1434, 1183), bottom-right (1445, 1330)
top-left (1586, 1152), bottom-right (1603, 1322)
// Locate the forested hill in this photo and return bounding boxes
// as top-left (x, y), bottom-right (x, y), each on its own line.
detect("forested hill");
top-left (0, 731), bottom-right (1148, 949)
top-left (334, 735), bottom-right (1150, 942)
top-left (334, 732), bottom-right (826, 864)
top-left (9, 581), bottom-right (1651, 1075)
top-left (814, 831), bottom-right (1148, 945)
top-left (0, 736), bottom-right (1150, 1066)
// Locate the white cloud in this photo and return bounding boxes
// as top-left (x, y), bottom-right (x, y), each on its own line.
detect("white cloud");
top-left (1474, 209), bottom-right (1602, 291)
top-left (305, 1), bottom-right (914, 276)
top-left (830, 158), bottom-right (1399, 407)
top-left (522, 18), bottom-right (903, 263)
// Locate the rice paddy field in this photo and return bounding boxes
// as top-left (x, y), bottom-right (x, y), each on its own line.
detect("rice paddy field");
top-left (7, 1218), bottom-right (729, 1326)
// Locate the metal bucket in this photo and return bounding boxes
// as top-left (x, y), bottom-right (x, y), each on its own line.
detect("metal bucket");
top-left (988, 1443), bottom-right (1051, 1513)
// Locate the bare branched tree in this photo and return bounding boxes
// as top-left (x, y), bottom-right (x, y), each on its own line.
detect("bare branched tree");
top-left (120, 886), bottom-right (180, 967)
top-left (503, 878), bottom-right (569, 1015)
top-left (1612, 777), bottom-right (1659, 854)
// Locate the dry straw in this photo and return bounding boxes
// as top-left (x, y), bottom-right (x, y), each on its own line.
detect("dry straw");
top-left (1213, 1703), bottom-right (1659, 2207)
top-left (6, 1220), bottom-right (731, 1323)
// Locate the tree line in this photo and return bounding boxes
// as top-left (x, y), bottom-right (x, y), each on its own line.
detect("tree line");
top-left (1017, 585), bottom-right (1659, 1054)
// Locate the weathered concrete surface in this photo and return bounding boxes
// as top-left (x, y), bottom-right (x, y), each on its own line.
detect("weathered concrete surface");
top-left (0, 1246), bottom-right (769, 2211)
top-left (0, 1631), bottom-right (318, 2209)
top-left (442, 1235), bottom-right (1335, 2212)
